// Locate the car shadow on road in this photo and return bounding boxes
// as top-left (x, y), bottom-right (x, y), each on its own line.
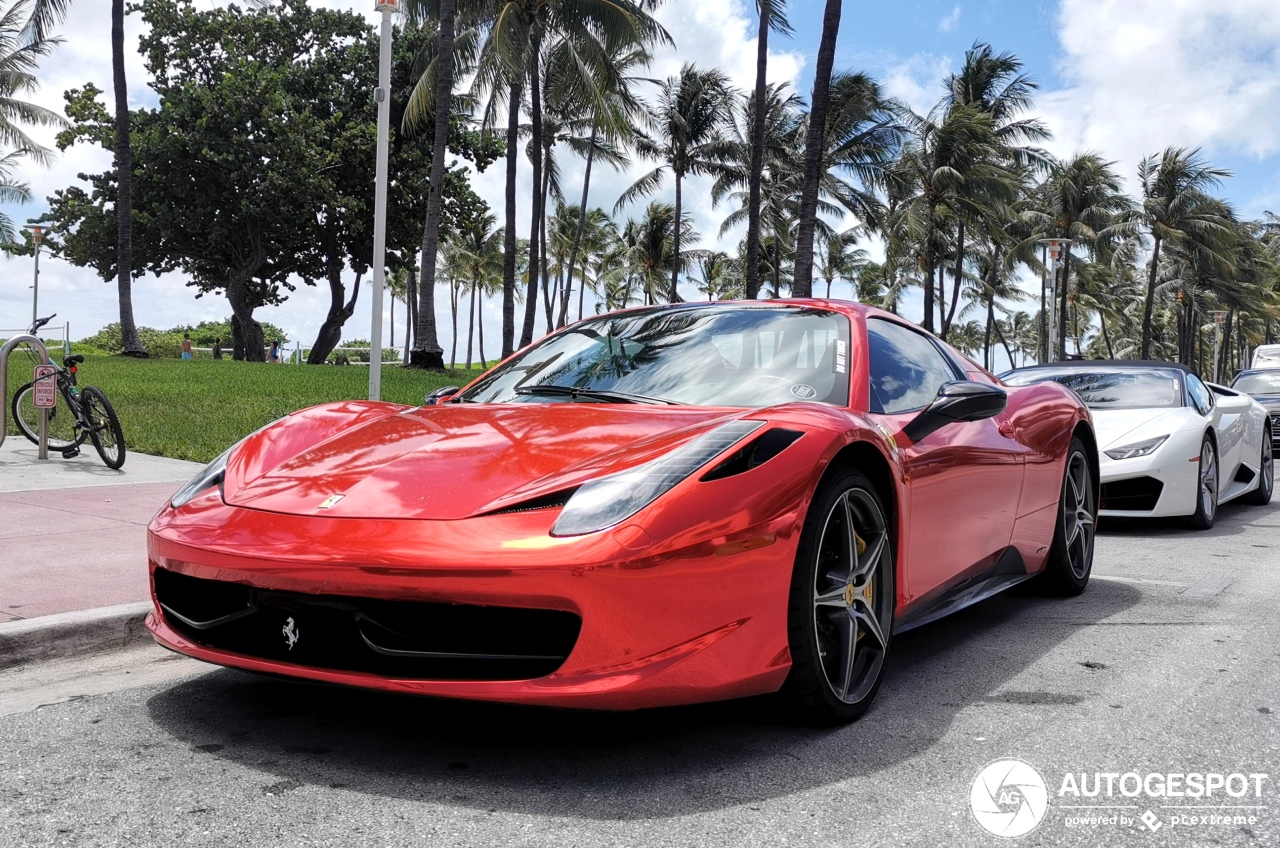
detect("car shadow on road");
top-left (1096, 500), bottom-right (1269, 539)
top-left (146, 579), bottom-right (1140, 820)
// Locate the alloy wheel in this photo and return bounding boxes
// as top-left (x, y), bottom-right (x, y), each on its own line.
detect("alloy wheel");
top-left (1062, 450), bottom-right (1095, 579)
top-left (811, 488), bottom-right (892, 704)
top-left (1201, 441), bottom-right (1218, 522)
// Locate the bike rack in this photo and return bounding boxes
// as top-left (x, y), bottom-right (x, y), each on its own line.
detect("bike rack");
top-left (0, 333), bottom-right (52, 455)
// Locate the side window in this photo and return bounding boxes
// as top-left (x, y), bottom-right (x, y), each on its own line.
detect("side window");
top-left (1186, 375), bottom-right (1213, 416)
top-left (866, 319), bottom-right (961, 414)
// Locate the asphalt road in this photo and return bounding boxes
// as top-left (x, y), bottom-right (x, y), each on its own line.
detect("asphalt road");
top-left (2, 501), bottom-right (1278, 847)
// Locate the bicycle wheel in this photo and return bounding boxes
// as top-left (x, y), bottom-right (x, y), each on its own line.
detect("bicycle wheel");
top-left (80, 386), bottom-right (126, 469)
top-left (11, 382), bottom-right (78, 449)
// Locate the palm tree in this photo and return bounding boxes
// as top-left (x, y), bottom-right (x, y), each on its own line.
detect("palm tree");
top-left (616, 63), bottom-right (736, 303)
top-left (692, 250), bottom-right (741, 301)
top-left (1135, 147), bottom-right (1234, 359)
top-left (1027, 152), bottom-right (1133, 359)
top-left (469, 0), bottom-right (667, 353)
top-left (744, 0), bottom-right (792, 298)
top-left (814, 231), bottom-right (865, 299)
top-left (621, 201), bottom-right (704, 305)
top-left (107, 0), bottom-right (145, 356)
top-left (791, 0), bottom-right (842, 296)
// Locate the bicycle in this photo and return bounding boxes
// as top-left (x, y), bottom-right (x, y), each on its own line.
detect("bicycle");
top-left (10, 314), bottom-right (127, 469)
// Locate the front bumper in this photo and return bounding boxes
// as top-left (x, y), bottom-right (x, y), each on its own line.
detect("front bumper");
top-left (1098, 445), bottom-right (1199, 518)
top-left (146, 488), bottom-right (800, 710)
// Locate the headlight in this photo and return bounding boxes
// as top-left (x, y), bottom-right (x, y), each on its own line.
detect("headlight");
top-left (1104, 435), bottom-right (1168, 460)
top-left (170, 447), bottom-right (233, 508)
top-left (550, 420), bottom-right (765, 537)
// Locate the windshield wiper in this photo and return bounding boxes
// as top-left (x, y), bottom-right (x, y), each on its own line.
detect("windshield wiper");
top-left (515, 384), bottom-right (675, 405)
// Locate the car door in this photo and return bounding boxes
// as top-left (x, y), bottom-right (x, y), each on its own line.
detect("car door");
top-left (865, 318), bottom-right (1026, 604)
top-left (1194, 376), bottom-right (1251, 480)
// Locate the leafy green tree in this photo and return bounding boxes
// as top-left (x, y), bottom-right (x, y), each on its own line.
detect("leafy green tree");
top-left (744, 0), bottom-right (791, 298)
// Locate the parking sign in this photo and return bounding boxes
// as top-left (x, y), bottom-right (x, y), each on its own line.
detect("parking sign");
top-left (33, 364), bottom-right (57, 409)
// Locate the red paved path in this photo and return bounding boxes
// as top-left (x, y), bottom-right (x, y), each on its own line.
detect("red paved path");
top-left (0, 482), bottom-right (177, 621)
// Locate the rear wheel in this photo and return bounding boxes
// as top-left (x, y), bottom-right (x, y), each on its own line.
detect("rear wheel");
top-left (80, 386), bottom-right (126, 469)
top-left (1036, 437), bottom-right (1096, 595)
top-left (781, 469), bottom-right (894, 724)
top-left (11, 382), bottom-right (78, 449)
top-left (1242, 427), bottom-right (1273, 506)
top-left (1186, 435), bottom-right (1218, 530)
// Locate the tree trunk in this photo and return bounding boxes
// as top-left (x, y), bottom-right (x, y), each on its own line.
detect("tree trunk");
top-left (791, 0), bottom-right (841, 297)
top-left (983, 291), bottom-right (995, 370)
top-left (307, 270), bottom-right (363, 364)
top-left (501, 82), bottom-right (522, 358)
top-left (563, 130), bottom-right (597, 327)
top-left (519, 34), bottom-right (544, 349)
top-left (670, 172), bottom-right (684, 302)
top-left (1038, 245), bottom-right (1047, 363)
top-left (540, 167), bottom-right (554, 333)
top-left (922, 220), bottom-right (937, 333)
top-left (389, 291), bottom-right (395, 350)
top-left (1140, 235), bottom-right (1162, 359)
top-left (112, 0), bottom-right (145, 357)
top-left (410, 0), bottom-right (454, 370)
top-left (993, 319), bottom-right (1015, 370)
top-left (404, 265), bottom-right (416, 364)
top-left (937, 264), bottom-right (946, 332)
top-left (942, 219), bottom-right (966, 339)
top-left (743, 2), bottom-right (769, 299)
top-left (1058, 249), bottom-right (1072, 360)
top-left (1100, 310), bottom-right (1115, 359)
top-left (465, 276), bottom-right (477, 369)
top-left (477, 287), bottom-right (486, 369)
top-left (227, 277), bottom-right (265, 362)
top-left (455, 280), bottom-right (465, 366)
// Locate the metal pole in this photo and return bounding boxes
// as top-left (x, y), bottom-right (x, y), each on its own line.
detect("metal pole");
top-left (37, 408), bottom-right (48, 460)
top-left (32, 239), bottom-right (40, 328)
top-left (368, 2), bottom-right (395, 402)
top-left (1047, 257), bottom-right (1058, 363)
top-left (0, 334), bottom-right (51, 451)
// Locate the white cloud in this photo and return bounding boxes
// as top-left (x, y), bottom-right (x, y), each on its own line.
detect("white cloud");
top-left (1038, 0), bottom-right (1280, 198)
top-left (2, 0), bottom-right (808, 360)
top-left (880, 53), bottom-right (952, 116)
top-left (939, 5), bottom-right (962, 33)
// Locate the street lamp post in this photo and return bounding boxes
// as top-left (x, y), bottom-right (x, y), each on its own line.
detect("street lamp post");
top-left (368, 0), bottom-right (397, 402)
top-left (1037, 238), bottom-right (1072, 363)
top-left (22, 221), bottom-right (46, 328)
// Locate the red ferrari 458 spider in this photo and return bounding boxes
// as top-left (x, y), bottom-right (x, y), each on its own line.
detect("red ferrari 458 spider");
top-left (147, 301), bottom-right (1097, 723)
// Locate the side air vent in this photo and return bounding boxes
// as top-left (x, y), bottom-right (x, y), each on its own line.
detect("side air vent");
top-left (701, 429), bottom-right (804, 482)
top-left (485, 488), bottom-right (578, 515)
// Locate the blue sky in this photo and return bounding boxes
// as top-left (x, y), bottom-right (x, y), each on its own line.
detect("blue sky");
top-left (4, 0), bottom-right (1280, 358)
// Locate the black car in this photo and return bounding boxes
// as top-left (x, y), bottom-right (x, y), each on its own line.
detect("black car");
top-left (1230, 368), bottom-right (1280, 446)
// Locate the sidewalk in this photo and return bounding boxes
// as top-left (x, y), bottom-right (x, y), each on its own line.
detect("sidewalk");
top-left (0, 438), bottom-right (203, 661)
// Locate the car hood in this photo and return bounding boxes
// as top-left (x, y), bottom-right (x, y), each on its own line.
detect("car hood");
top-left (222, 403), bottom-right (755, 520)
top-left (1246, 394), bottom-right (1280, 412)
top-left (1091, 407), bottom-right (1195, 450)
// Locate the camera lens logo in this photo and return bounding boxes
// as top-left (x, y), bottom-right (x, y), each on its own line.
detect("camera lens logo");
top-left (970, 759), bottom-right (1049, 838)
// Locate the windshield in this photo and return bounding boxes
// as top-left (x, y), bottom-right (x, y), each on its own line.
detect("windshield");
top-left (1232, 371), bottom-right (1280, 395)
top-left (1003, 367), bottom-right (1184, 410)
top-left (457, 305), bottom-right (851, 407)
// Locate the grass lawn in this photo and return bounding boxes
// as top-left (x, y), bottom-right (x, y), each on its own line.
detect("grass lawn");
top-left (5, 353), bottom-right (485, 463)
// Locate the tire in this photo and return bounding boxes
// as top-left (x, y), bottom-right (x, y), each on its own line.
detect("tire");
top-left (80, 386), bottom-right (126, 469)
top-left (1186, 434), bottom-right (1218, 530)
top-left (780, 469), bottom-right (895, 724)
top-left (1242, 425), bottom-right (1273, 506)
top-left (1035, 437), bottom-right (1096, 596)
top-left (10, 381), bottom-right (78, 450)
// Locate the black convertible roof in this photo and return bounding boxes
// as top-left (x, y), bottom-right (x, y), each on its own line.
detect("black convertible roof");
top-left (1007, 360), bottom-right (1194, 375)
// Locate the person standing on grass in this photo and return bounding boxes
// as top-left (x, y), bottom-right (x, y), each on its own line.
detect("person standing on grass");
top-left (268, 339), bottom-right (280, 363)
top-left (181, 333), bottom-right (193, 360)
top-left (212, 337), bottom-right (223, 359)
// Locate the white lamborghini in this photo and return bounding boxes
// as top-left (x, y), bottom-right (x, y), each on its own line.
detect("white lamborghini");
top-left (1003, 361), bottom-right (1273, 529)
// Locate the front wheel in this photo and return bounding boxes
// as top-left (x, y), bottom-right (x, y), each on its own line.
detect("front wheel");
top-left (11, 381), bottom-right (78, 450)
top-left (780, 469), bottom-right (895, 724)
top-left (1242, 427), bottom-right (1273, 506)
top-left (80, 386), bottom-right (126, 469)
top-left (1035, 437), bottom-right (1096, 595)
top-left (1186, 435), bottom-right (1218, 530)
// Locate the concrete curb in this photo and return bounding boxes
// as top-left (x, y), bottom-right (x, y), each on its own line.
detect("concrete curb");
top-left (0, 602), bottom-right (153, 670)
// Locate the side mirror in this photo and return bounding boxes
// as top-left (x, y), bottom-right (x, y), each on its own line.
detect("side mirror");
top-left (902, 381), bottom-right (1007, 443)
top-left (423, 386), bottom-right (460, 406)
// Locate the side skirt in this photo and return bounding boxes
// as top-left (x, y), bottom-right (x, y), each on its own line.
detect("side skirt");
top-left (893, 547), bottom-right (1032, 635)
